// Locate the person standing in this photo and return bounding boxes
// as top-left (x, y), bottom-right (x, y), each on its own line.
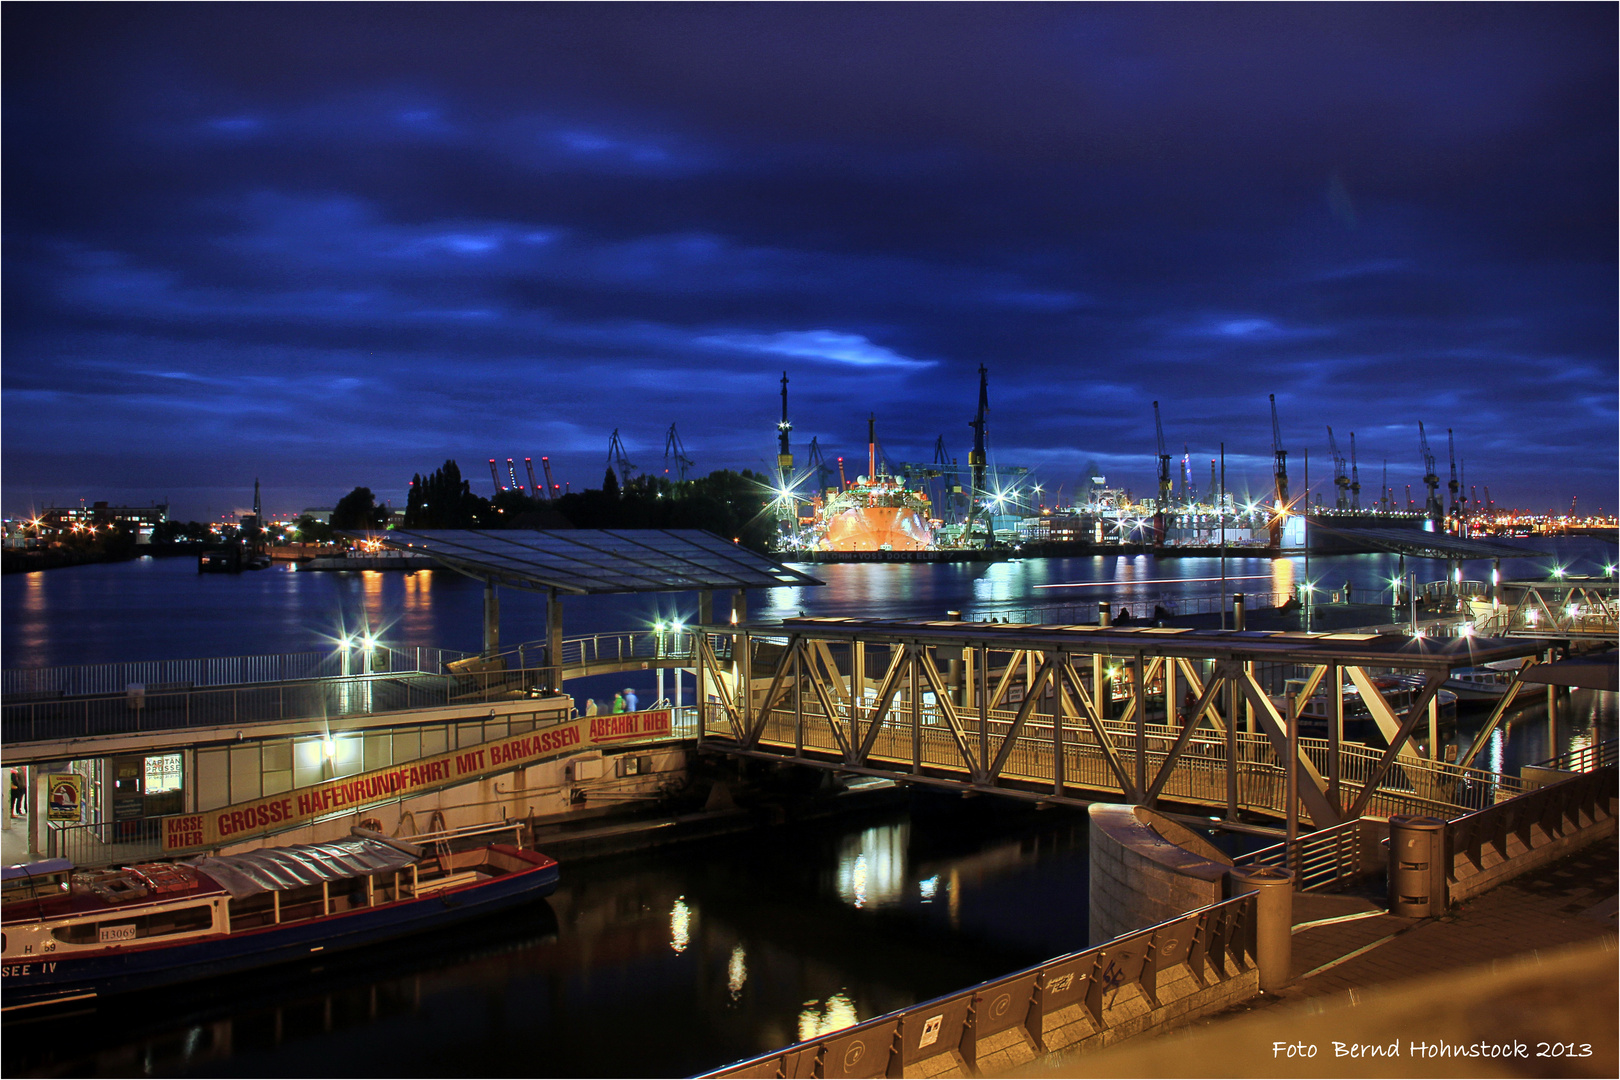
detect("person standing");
top-left (612, 692), bottom-right (626, 714)
top-left (624, 687), bottom-right (638, 712)
top-left (8, 770), bottom-right (23, 817)
top-left (584, 698), bottom-right (598, 716)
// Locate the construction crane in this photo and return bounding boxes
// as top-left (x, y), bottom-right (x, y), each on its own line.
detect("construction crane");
top-left (540, 456), bottom-right (558, 501)
top-left (964, 365), bottom-right (990, 547)
top-left (1153, 401), bottom-right (1172, 545)
top-left (1348, 433), bottom-right (1362, 510)
top-left (664, 423), bottom-right (694, 483)
top-left (524, 458), bottom-right (541, 498)
top-left (1418, 422), bottom-right (1442, 525)
top-left (487, 459), bottom-right (503, 493)
top-left (606, 430), bottom-right (635, 488)
top-left (1269, 394), bottom-right (1288, 548)
top-left (1326, 426), bottom-right (1349, 510)
top-left (934, 435), bottom-right (964, 519)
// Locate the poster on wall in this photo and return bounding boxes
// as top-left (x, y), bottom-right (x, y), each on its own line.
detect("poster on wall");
top-left (46, 773), bottom-right (83, 823)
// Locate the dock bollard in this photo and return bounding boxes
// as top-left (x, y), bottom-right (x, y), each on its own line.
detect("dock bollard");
top-left (1226, 865), bottom-right (1293, 992)
top-left (1387, 815), bottom-right (1448, 917)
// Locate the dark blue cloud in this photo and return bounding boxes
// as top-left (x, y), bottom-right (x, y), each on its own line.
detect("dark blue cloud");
top-left (3, 4), bottom-right (1614, 521)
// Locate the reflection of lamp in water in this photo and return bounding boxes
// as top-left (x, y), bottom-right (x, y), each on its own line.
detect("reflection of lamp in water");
top-left (835, 824), bottom-right (907, 908)
top-left (669, 897), bottom-right (691, 953)
top-left (727, 944), bottom-right (747, 999)
top-left (798, 992), bottom-right (859, 1042)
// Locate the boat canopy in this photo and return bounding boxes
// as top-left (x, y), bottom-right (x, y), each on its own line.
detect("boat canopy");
top-left (185, 834), bottom-right (423, 899)
top-left (2, 858), bottom-right (74, 882)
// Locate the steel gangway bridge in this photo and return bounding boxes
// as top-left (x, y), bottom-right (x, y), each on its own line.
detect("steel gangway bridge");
top-left (686, 616), bottom-right (1589, 831)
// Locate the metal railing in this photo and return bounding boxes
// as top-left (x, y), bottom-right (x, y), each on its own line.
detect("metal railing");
top-left (714, 698), bottom-right (1523, 823)
top-left (2, 646), bottom-right (471, 699)
top-left (1524, 739), bottom-right (1617, 774)
top-left (1235, 819), bottom-right (1378, 892)
top-left (701, 892), bottom-right (1255, 1078)
top-left (1447, 763), bottom-right (1618, 903)
top-left (972, 591), bottom-right (1293, 626)
top-left (3, 664), bottom-right (564, 745)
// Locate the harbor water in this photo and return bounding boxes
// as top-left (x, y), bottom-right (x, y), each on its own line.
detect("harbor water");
top-left (2, 539), bottom-right (1614, 1075)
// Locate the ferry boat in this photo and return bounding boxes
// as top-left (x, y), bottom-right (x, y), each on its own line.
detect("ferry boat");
top-left (1442, 665), bottom-right (1517, 704)
top-left (1276, 675), bottom-right (1458, 745)
top-left (1, 826), bottom-right (558, 1013)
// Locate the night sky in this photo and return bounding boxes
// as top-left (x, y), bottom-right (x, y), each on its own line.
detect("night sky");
top-left (4, 4), bottom-right (1615, 522)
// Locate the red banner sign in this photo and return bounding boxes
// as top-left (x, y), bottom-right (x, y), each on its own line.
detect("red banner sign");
top-left (162, 709), bottom-right (672, 851)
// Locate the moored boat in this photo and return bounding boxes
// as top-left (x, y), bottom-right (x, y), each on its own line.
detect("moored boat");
top-left (1275, 676), bottom-right (1458, 746)
top-left (1441, 665), bottom-right (1517, 704)
top-left (2, 825), bottom-right (557, 1013)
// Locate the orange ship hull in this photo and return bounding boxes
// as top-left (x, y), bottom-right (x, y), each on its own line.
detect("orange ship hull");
top-left (823, 506), bottom-right (934, 551)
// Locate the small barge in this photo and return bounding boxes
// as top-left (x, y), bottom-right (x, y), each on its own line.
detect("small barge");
top-left (2, 826), bottom-right (557, 1013)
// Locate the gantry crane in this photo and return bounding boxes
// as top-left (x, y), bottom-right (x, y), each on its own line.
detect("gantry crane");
top-left (541, 456), bottom-right (558, 500)
top-left (664, 423), bottom-right (694, 483)
top-left (506, 459), bottom-right (522, 493)
top-left (487, 459), bottom-right (503, 493)
top-left (1418, 422), bottom-right (1442, 525)
top-left (1348, 432), bottom-right (1362, 510)
top-left (806, 437), bottom-right (832, 498)
top-left (606, 430), bottom-right (635, 488)
top-left (1326, 426), bottom-right (1349, 510)
top-left (1446, 428), bottom-right (1460, 530)
top-left (1269, 394), bottom-right (1288, 548)
top-left (964, 364), bottom-right (990, 548)
top-left (524, 458), bottom-right (541, 499)
top-left (1153, 401), bottom-right (1172, 545)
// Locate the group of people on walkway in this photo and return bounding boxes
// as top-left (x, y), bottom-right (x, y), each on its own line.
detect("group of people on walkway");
top-left (582, 687), bottom-right (639, 717)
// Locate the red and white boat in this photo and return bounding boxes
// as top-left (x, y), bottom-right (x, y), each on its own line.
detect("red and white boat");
top-left (2, 825), bottom-right (558, 1012)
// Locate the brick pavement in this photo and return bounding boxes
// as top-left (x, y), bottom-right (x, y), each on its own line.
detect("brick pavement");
top-left (1278, 834), bottom-right (1617, 1002)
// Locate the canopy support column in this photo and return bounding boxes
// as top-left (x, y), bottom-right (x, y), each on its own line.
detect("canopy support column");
top-left (483, 577), bottom-right (500, 658)
top-left (546, 589), bottom-right (563, 693)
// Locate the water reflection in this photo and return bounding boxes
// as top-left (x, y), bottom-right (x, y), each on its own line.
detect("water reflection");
top-left (727, 945), bottom-right (748, 1001)
top-left (798, 991), bottom-right (859, 1041)
top-left (836, 823), bottom-right (908, 908)
top-left (670, 896), bottom-right (692, 953)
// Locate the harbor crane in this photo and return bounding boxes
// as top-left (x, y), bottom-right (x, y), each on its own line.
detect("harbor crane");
top-left (1153, 401), bottom-right (1172, 545)
top-left (1269, 394), bottom-right (1288, 548)
top-left (1349, 432), bottom-right (1362, 510)
top-left (540, 456), bottom-right (558, 500)
top-left (776, 373), bottom-right (793, 487)
top-left (606, 430), bottom-right (635, 488)
top-left (806, 437), bottom-right (832, 498)
top-left (487, 459), bottom-right (504, 493)
top-left (524, 458), bottom-right (542, 499)
top-left (1326, 426), bottom-right (1350, 510)
top-left (1447, 428), bottom-right (1461, 528)
top-left (776, 374), bottom-right (796, 535)
top-left (964, 364), bottom-right (991, 548)
top-left (664, 423), bottom-right (694, 483)
top-left (506, 459), bottom-right (523, 493)
top-left (1418, 422), bottom-right (1442, 525)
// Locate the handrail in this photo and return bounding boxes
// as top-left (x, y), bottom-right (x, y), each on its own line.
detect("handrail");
top-left (698, 892), bottom-right (1256, 1079)
top-left (1524, 739), bottom-right (1618, 774)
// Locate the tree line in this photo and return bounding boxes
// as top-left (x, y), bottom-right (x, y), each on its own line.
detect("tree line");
top-left (333, 460), bottom-right (780, 552)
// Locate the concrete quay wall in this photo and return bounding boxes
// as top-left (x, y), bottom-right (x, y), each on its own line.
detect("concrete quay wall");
top-left (1087, 803), bottom-right (1234, 946)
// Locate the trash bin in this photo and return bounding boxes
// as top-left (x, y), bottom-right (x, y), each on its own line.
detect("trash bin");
top-left (1226, 864), bottom-right (1293, 991)
top-left (1387, 814), bottom-right (1447, 917)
